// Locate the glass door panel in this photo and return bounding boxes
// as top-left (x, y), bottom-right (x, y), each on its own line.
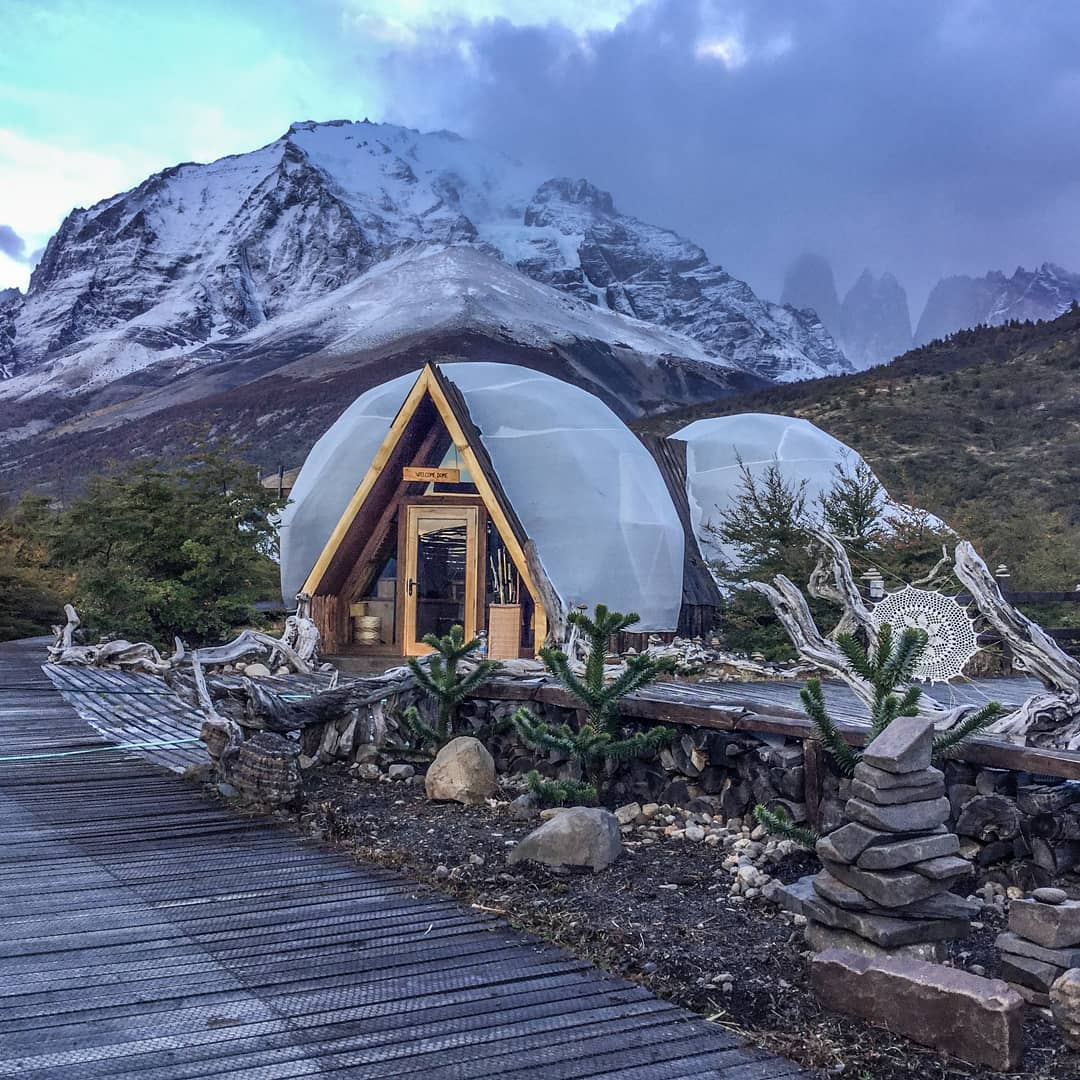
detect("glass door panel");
top-left (403, 505), bottom-right (479, 654)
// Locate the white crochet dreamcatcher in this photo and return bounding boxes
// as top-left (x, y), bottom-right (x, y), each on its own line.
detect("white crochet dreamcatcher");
top-left (871, 585), bottom-right (979, 683)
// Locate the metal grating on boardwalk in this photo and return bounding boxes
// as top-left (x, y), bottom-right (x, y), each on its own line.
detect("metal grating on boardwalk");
top-left (0, 639), bottom-right (810, 1079)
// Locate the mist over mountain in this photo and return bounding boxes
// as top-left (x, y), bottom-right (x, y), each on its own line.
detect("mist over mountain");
top-left (782, 255), bottom-right (911, 370)
top-left (782, 254), bottom-right (1080, 369)
top-left (781, 254), bottom-right (840, 338)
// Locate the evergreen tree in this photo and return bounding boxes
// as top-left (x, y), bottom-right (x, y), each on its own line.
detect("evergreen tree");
top-left (0, 495), bottom-right (73, 641)
top-left (513, 604), bottom-right (675, 805)
top-left (48, 436), bottom-right (282, 646)
top-left (819, 457), bottom-right (884, 548)
top-left (401, 625), bottom-right (499, 749)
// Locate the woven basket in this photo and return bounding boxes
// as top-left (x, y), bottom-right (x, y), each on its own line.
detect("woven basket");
top-left (487, 604), bottom-right (521, 660)
top-left (352, 614), bottom-right (380, 646)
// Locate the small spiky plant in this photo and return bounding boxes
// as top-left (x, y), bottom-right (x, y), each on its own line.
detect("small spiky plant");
top-left (753, 804), bottom-right (820, 849)
top-left (401, 625), bottom-right (499, 750)
top-left (513, 604), bottom-right (676, 805)
top-left (755, 623), bottom-right (1002, 846)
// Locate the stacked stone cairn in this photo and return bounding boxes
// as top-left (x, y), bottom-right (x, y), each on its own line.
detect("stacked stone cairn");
top-left (997, 889), bottom-right (1080, 1011)
top-left (781, 715), bottom-right (977, 960)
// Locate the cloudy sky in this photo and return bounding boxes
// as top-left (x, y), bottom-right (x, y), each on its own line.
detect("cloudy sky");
top-left (2, 0), bottom-right (1079, 312)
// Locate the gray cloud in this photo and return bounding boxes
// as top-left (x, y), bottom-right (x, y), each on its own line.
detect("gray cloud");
top-left (374, 0), bottom-right (1080, 313)
top-left (0, 225), bottom-right (28, 262)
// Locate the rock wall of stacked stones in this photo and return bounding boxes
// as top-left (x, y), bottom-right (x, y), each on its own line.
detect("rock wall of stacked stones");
top-left (303, 692), bottom-right (1080, 888)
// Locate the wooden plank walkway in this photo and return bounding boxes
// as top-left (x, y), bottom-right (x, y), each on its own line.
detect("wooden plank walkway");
top-left (0, 638), bottom-right (809, 1079)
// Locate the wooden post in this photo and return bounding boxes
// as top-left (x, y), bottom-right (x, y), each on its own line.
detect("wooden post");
top-left (803, 738), bottom-right (825, 832)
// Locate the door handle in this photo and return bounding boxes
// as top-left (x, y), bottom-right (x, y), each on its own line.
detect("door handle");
top-left (407, 578), bottom-right (417, 596)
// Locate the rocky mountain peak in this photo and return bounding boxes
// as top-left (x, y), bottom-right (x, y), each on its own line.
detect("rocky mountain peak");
top-left (915, 263), bottom-right (1080, 346)
top-left (525, 178), bottom-right (616, 224)
top-left (837, 269), bottom-right (912, 369)
top-left (0, 118), bottom-right (850, 398)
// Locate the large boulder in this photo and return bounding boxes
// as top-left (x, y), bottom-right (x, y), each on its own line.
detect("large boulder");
top-left (424, 737), bottom-right (496, 805)
top-left (509, 807), bottom-right (623, 872)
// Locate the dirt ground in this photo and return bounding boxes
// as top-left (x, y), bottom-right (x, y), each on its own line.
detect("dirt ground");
top-left (262, 765), bottom-right (1076, 1080)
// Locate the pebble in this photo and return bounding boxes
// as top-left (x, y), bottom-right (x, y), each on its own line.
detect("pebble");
top-left (387, 763), bottom-right (415, 781)
top-left (1033, 887), bottom-right (1067, 905)
top-left (1006, 885), bottom-right (1025, 901)
top-left (434, 864), bottom-right (450, 880)
top-left (684, 823), bottom-right (706, 842)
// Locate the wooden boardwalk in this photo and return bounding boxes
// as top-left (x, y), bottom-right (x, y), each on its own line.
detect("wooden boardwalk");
top-left (0, 638), bottom-right (808, 1079)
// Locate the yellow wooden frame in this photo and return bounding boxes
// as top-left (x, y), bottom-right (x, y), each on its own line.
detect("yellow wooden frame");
top-left (301, 364), bottom-right (549, 652)
top-left (402, 504), bottom-right (479, 655)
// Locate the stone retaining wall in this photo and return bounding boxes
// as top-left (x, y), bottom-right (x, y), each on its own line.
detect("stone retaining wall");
top-left (303, 690), bottom-right (1080, 890)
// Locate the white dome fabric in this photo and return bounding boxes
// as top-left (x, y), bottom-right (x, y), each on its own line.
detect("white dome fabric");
top-left (674, 413), bottom-right (884, 568)
top-left (280, 363), bottom-right (686, 631)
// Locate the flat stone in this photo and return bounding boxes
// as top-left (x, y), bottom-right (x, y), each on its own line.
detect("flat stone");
top-left (996, 931), bottom-right (1080, 970)
top-left (781, 877), bottom-right (969, 947)
top-left (857, 831), bottom-right (958, 871)
top-left (242, 662), bottom-right (271, 679)
top-left (850, 777), bottom-right (946, 806)
top-left (810, 948), bottom-right (1024, 1071)
top-left (804, 922), bottom-right (945, 962)
top-left (614, 802), bottom-right (641, 826)
top-left (424, 737), bottom-right (496, 805)
top-left (1033, 887), bottom-right (1067, 905)
top-left (1000, 953), bottom-right (1065, 994)
top-left (1009, 898), bottom-right (1080, 949)
top-left (1050, 968), bottom-right (1080, 1050)
top-left (813, 870), bottom-right (876, 911)
top-left (816, 822), bottom-right (887, 864)
top-left (860, 715), bottom-right (935, 774)
top-left (508, 807), bottom-right (623, 872)
top-left (813, 869), bottom-right (978, 920)
top-left (854, 762), bottom-right (944, 790)
top-left (894, 891), bottom-right (981, 921)
top-left (846, 795), bottom-right (950, 834)
top-left (911, 855), bottom-right (972, 881)
top-left (824, 860), bottom-right (955, 909)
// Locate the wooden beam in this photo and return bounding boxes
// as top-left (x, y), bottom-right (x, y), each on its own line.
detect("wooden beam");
top-left (340, 421), bottom-right (449, 604)
top-left (301, 367), bottom-right (438, 597)
top-left (475, 679), bottom-right (1080, 780)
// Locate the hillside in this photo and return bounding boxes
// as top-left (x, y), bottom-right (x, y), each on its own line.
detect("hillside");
top-left (637, 308), bottom-right (1080, 587)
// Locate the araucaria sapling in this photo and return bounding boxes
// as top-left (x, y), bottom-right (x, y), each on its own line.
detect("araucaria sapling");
top-left (401, 624), bottom-right (499, 749)
top-left (513, 604), bottom-right (676, 805)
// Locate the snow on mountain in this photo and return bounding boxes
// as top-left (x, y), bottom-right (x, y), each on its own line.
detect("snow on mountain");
top-left (915, 263), bottom-right (1080, 346)
top-left (1, 119), bottom-right (847, 403)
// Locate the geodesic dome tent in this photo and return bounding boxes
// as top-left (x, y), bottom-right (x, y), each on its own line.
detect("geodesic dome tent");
top-left (280, 362), bottom-right (690, 655)
top-left (673, 413), bottom-right (889, 569)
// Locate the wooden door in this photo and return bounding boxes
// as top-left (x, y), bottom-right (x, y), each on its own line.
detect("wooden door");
top-left (402, 504), bottom-right (480, 655)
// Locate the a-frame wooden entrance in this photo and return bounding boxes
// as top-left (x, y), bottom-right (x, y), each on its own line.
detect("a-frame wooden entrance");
top-left (301, 364), bottom-right (552, 656)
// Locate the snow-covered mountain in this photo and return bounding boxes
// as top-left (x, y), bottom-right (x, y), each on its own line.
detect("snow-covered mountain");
top-left (915, 263), bottom-right (1080, 346)
top-left (0, 119), bottom-right (847, 400)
